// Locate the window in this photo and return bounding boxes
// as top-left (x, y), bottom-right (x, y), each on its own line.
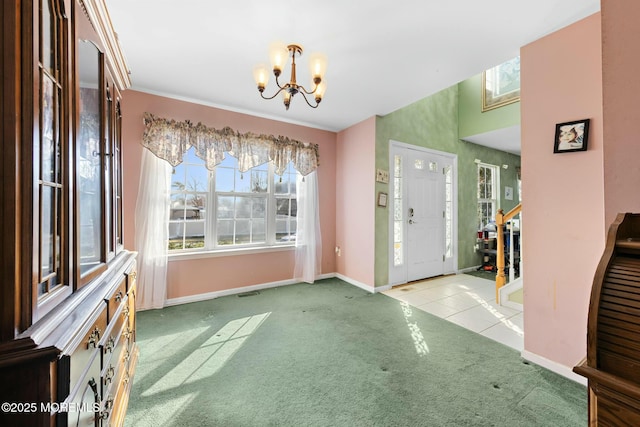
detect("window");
top-left (477, 163), bottom-right (499, 231)
top-left (169, 148), bottom-right (298, 251)
top-left (393, 154), bottom-right (403, 266)
top-left (444, 164), bottom-right (453, 258)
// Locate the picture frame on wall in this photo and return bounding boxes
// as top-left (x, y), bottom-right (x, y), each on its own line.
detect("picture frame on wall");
top-left (377, 192), bottom-right (388, 207)
top-left (553, 118), bottom-right (590, 153)
top-left (482, 56), bottom-right (521, 112)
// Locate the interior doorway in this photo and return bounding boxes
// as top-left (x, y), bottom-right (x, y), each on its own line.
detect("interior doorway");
top-left (389, 141), bottom-right (457, 286)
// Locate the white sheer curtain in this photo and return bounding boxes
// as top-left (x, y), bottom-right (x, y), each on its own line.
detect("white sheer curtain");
top-left (294, 171), bottom-right (322, 283)
top-left (135, 148), bottom-right (172, 309)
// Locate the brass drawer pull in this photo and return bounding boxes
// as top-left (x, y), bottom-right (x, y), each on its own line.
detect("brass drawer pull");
top-left (99, 396), bottom-right (114, 420)
top-left (87, 327), bottom-right (101, 349)
top-left (104, 365), bottom-right (115, 386)
top-left (105, 335), bottom-right (116, 353)
top-left (114, 291), bottom-right (124, 302)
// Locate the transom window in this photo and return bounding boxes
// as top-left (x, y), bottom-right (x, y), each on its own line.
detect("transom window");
top-left (169, 148), bottom-right (298, 251)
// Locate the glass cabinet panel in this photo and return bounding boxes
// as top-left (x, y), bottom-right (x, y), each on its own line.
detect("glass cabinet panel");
top-left (115, 100), bottom-right (123, 249)
top-left (37, 0), bottom-right (65, 302)
top-left (77, 40), bottom-right (104, 276)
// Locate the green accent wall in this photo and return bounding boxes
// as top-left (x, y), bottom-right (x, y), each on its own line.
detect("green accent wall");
top-left (374, 84), bottom-right (521, 287)
top-left (458, 73), bottom-right (520, 139)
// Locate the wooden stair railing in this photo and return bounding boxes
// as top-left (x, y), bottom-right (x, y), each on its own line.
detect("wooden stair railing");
top-left (495, 203), bottom-right (522, 302)
top-left (574, 212), bottom-right (640, 425)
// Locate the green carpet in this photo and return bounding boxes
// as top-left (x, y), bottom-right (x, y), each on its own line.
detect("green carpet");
top-left (124, 278), bottom-right (586, 426)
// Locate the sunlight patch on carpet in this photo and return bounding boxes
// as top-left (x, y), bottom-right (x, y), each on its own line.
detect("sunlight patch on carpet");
top-left (400, 302), bottom-right (430, 356)
top-left (141, 312), bottom-right (271, 397)
top-left (127, 392), bottom-right (198, 427)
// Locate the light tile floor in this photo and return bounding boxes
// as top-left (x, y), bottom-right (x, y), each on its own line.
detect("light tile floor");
top-left (383, 274), bottom-right (524, 351)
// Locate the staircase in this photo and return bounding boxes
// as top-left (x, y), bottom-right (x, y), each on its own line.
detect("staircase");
top-left (495, 203), bottom-right (522, 306)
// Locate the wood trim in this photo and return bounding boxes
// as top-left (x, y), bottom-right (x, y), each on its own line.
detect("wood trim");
top-left (0, 0), bottom-right (19, 341)
top-left (78, 0), bottom-right (130, 90)
top-left (574, 364), bottom-right (640, 402)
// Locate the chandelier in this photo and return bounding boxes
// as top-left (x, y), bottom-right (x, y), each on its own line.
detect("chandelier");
top-left (253, 42), bottom-right (327, 110)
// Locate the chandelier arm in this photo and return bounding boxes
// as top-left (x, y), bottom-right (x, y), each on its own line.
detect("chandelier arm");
top-left (260, 86), bottom-right (286, 101)
top-left (298, 91), bottom-right (319, 109)
top-left (298, 84), bottom-right (318, 95)
top-left (274, 73), bottom-right (286, 90)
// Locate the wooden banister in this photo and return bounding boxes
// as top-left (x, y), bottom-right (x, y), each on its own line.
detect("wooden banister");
top-left (495, 203), bottom-right (522, 302)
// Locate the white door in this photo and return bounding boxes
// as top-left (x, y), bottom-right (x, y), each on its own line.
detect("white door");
top-left (389, 143), bottom-right (456, 285)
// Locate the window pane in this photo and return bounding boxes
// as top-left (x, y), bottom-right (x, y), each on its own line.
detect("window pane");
top-left (235, 197), bottom-right (251, 218)
top-left (394, 221), bottom-right (402, 243)
top-left (235, 170), bottom-right (252, 193)
top-left (275, 174), bottom-right (290, 194)
top-left (251, 170), bottom-right (268, 193)
top-left (217, 219), bottom-right (234, 245)
top-left (252, 219), bottom-right (266, 243)
top-left (235, 220), bottom-right (250, 244)
top-left (394, 202), bottom-right (402, 221)
top-left (184, 235), bottom-right (205, 249)
top-left (215, 166), bottom-right (234, 192)
top-left (41, 186), bottom-right (55, 276)
top-left (394, 243), bottom-right (403, 267)
top-left (169, 221), bottom-right (185, 249)
top-left (217, 196), bottom-right (234, 219)
top-left (253, 198), bottom-right (266, 217)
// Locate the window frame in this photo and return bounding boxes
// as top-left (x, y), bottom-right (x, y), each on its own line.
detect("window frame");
top-left (168, 151), bottom-right (298, 254)
top-left (477, 162), bottom-right (500, 231)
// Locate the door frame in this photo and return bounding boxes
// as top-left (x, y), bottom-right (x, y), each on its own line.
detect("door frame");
top-left (388, 140), bottom-right (458, 286)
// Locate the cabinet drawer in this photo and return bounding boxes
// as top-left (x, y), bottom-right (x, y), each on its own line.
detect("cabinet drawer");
top-left (101, 324), bottom-right (128, 397)
top-left (64, 351), bottom-right (101, 427)
top-left (126, 283), bottom-right (136, 342)
top-left (105, 277), bottom-right (127, 323)
top-left (69, 307), bottom-right (108, 393)
top-left (100, 303), bottom-right (126, 365)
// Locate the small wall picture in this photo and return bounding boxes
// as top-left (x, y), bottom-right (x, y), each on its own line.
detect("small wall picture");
top-left (554, 118), bottom-right (590, 153)
top-left (377, 192), bottom-right (388, 207)
top-left (504, 186), bottom-right (513, 201)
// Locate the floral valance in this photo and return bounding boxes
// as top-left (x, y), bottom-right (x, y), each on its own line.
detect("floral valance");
top-left (141, 112), bottom-right (320, 176)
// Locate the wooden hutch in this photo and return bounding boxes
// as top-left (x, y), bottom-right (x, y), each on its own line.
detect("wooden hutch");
top-left (574, 213), bottom-right (640, 424)
top-left (0, 0), bottom-right (137, 425)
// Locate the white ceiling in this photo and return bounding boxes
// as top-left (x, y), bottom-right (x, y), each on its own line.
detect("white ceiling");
top-left (464, 125), bottom-right (522, 155)
top-left (106, 0), bottom-right (600, 153)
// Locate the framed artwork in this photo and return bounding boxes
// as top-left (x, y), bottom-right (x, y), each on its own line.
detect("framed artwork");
top-left (376, 168), bottom-right (389, 184)
top-left (505, 186), bottom-right (513, 201)
top-left (553, 119), bottom-right (590, 153)
top-left (482, 56), bottom-right (520, 112)
top-left (377, 192), bottom-right (388, 207)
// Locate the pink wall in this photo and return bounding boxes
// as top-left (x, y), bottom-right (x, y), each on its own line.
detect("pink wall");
top-left (602, 0), bottom-right (640, 226)
top-left (520, 13), bottom-right (604, 368)
top-left (121, 91), bottom-right (337, 299)
top-left (335, 118), bottom-right (376, 287)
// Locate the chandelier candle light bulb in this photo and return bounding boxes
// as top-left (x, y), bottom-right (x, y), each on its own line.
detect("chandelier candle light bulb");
top-left (254, 42), bottom-right (327, 110)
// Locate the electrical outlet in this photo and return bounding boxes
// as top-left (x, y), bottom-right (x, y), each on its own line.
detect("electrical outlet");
top-left (335, 246), bottom-right (341, 256)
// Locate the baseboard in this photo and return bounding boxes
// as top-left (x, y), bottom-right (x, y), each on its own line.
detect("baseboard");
top-left (457, 265), bottom-right (482, 274)
top-left (163, 273), bottom-right (345, 307)
top-left (334, 273), bottom-right (376, 293)
top-left (521, 350), bottom-right (588, 386)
